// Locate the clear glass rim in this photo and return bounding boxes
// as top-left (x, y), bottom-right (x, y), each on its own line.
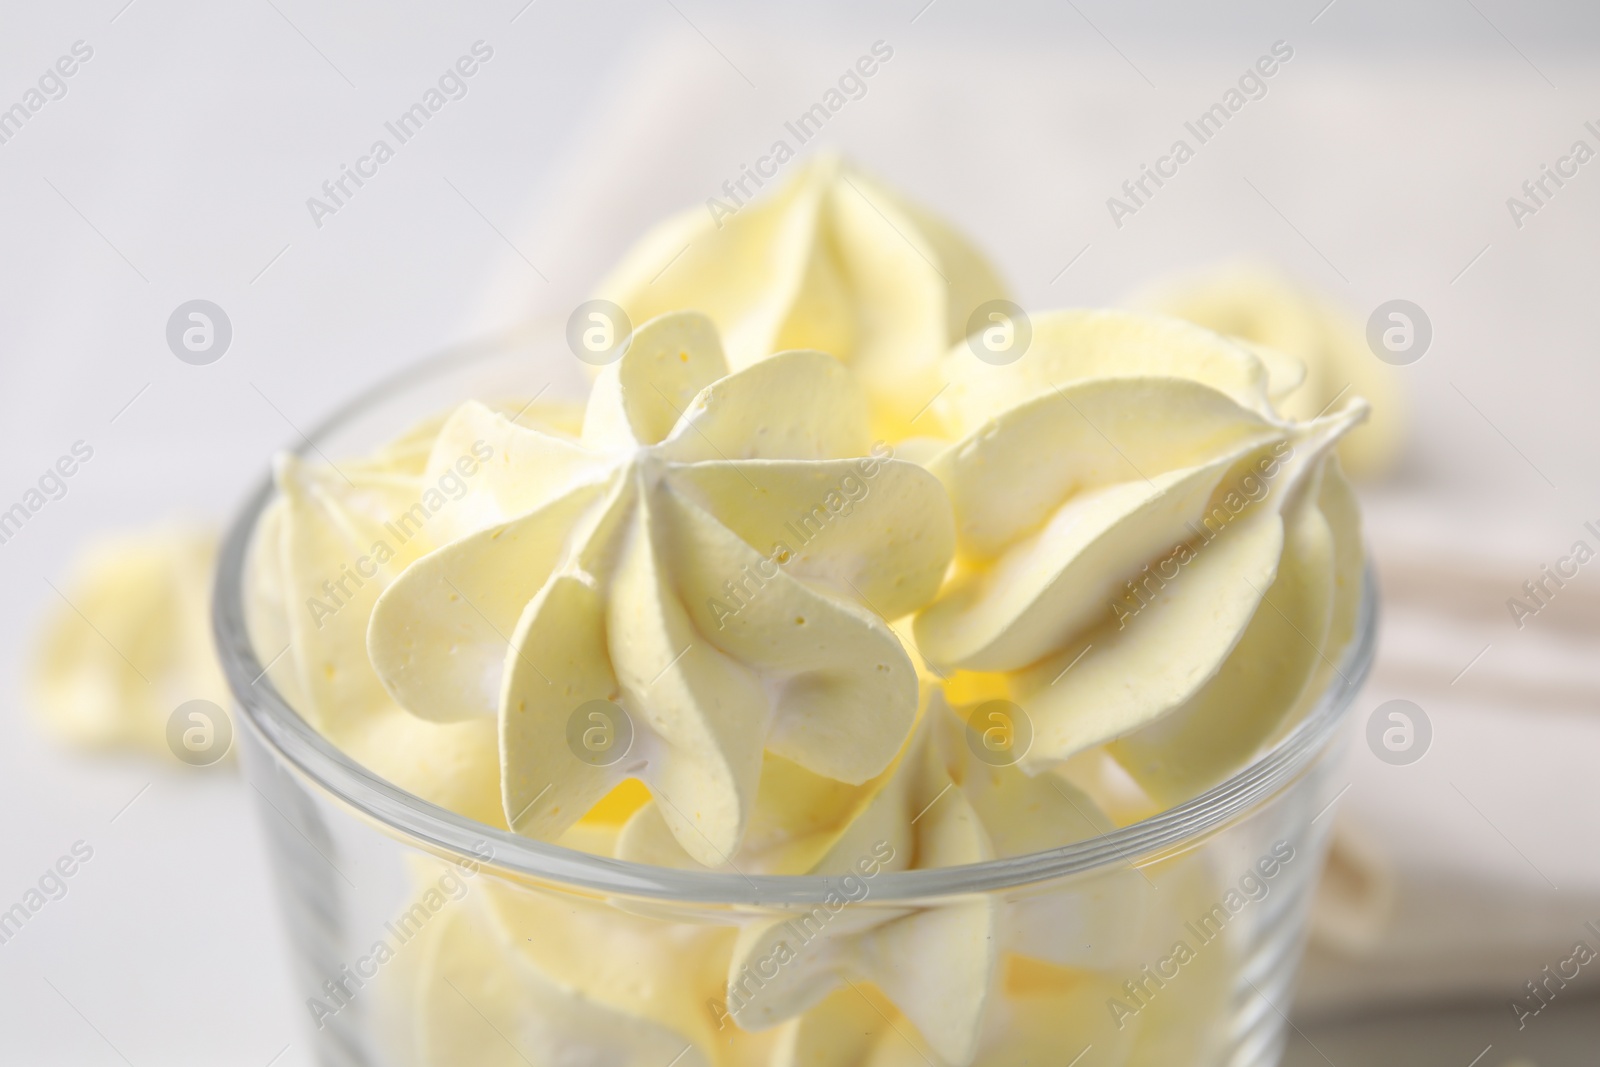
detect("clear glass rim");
top-left (213, 328), bottom-right (1379, 906)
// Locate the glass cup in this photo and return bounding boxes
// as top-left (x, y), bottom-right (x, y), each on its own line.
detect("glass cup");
top-left (214, 326), bottom-right (1378, 1067)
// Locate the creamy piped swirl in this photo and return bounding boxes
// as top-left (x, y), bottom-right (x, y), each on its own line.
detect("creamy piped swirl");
top-left (367, 311), bottom-right (955, 866)
top-left (597, 154), bottom-right (1006, 440)
top-left (920, 308), bottom-right (1367, 802)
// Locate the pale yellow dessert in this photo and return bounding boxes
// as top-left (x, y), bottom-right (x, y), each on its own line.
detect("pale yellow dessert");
top-left (596, 153), bottom-right (1006, 441)
top-left (36, 160), bottom-right (1374, 1067)
top-left (246, 399), bottom-right (582, 826)
top-left (32, 527), bottom-right (230, 757)
top-left (364, 311), bottom-right (955, 865)
top-left (238, 303), bottom-right (1359, 1064)
top-left (922, 310), bottom-right (1367, 804)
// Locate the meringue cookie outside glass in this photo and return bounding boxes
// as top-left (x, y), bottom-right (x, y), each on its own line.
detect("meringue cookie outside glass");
top-left (216, 326), bottom-right (1377, 1067)
top-left (34, 526), bottom-right (231, 757)
top-left (596, 153), bottom-right (1007, 443)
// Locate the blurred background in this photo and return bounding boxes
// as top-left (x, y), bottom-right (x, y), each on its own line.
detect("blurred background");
top-left (2, 1), bottom-right (1597, 1063)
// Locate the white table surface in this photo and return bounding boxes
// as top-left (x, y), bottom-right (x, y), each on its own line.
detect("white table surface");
top-left (2, 2), bottom-right (1598, 1063)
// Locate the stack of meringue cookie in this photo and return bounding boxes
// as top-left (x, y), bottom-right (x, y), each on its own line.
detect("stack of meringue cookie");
top-left (245, 156), bottom-right (1368, 1066)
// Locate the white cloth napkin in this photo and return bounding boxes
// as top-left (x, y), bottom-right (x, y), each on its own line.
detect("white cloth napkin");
top-left (1298, 494), bottom-right (1600, 1015)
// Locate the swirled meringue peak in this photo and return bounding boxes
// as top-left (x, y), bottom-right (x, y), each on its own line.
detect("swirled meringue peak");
top-left (33, 526), bottom-right (227, 756)
top-left (368, 311), bottom-right (955, 866)
top-left (916, 309), bottom-right (1368, 799)
top-left (596, 154), bottom-right (1006, 440)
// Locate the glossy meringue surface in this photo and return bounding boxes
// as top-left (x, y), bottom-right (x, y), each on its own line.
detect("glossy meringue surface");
top-left (596, 154), bottom-right (1006, 441)
top-left (362, 311), bottom-right (954, 866)
top-left (917, 308), bottom-right (1366, 801)
top-left (33, 526), bottom-right (229, 756)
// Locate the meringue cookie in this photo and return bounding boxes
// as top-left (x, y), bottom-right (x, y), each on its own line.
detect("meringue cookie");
top-left (1130, 265), bottom-right (1404, 478)
top-left (367, 311), bottom-right (954, 866)
top-left (932, 709), bottom-right (1155, 974)
top-left (408, 890), bottom-right (723, 1067)
top-left (32, 527), bottom-right (228, 756)
top-left (1106, 458), bottom-right (1357, 804)
top-left (596, 154), bottom-right (1007, 440)
top-left (474, 877), bottom-right (752, 1064)
top-left (718, 711), bottom-right (997, 1066)
top-left (915, 314), bottom-right (1367, 790)
top-left (246, 439), bottom-right (512, 825)
top-left (260, 452), bottom-right (443, 732)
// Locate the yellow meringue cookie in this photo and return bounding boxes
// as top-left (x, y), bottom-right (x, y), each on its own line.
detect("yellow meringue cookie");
top-left (932, 696), bottom-right (1228, 1059)
top-left (596, 154), bottom-right (1006, 441)
top-left (367, 311), bottom-right (954, 866)
top-left (697, 710), bottom-right (997, 1066)
top-left (1106, 458), bottom-right (1344, 803)
top-left (245, 427), bottom-right (513, 825)
top-left (331, 709), bottom-right (507, 829)
top-left (261, 452), bottom-right (441, 732)
top-left (930, 707), bottom-right (1154, 975)
top-left (472, 877), bottom-right (753, 1064)
top-left (1130, 265), bottom-right (1404, 478)
top-left (1003, 414), bottom-right (1359, 786)
top-left (409, 892), bottom-right (718, 1067)
top-left (32, 527), bottom-right (228, 756)
top-left (379, 852), bottom-right (733, 1067)
top-left (915, 314), bottom-right (1367, 791)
